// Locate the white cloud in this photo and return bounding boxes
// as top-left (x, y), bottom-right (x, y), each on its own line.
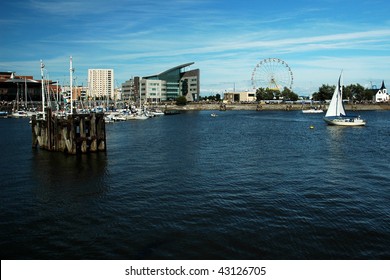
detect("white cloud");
top-left (2, 1), bottom-right (390, 97)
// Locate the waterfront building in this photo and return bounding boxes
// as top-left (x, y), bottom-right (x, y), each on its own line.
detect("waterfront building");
top-left (88, 69), bottom-right (114, 100)
top-left (0, 71), bottom-right (60, 103)
top-left (121, 78), bottom-right (134, 102)
top-left (375, 81), bottom-right (389, 103)
top-left (61, 85), bottom-right (88, 102)
top-left (223, 91), bottom-right (257, 103)
top-left (114, 87), bottom-right (122, 101)
top-left (142, 79), bottom-right (166, 104)
top-left (122, 62), bottom-right (200, 104)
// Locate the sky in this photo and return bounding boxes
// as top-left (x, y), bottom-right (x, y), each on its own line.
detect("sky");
top-left (1, 0), bottom-right (390, 96)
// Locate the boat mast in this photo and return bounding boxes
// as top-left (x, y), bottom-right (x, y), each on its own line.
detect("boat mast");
top-left (56, 80), bottom-right (59, 111)
top-left (70, 56), bottom-right (73, 115)
top-left (139, 77), bottom-right (142, 109)
top-left (40, 60), bottom-right (45, 115)
top-left (46, 73), bottom-right (51, 109)
top-left (24, 77), bottom-right (28, 109)
top-left (16, 79), bottom-right (19, 111)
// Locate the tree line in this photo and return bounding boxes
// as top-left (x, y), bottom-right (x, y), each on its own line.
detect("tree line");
top-left (255, 84), bottom-right (375, 102)
top-left (176, 83), bottom-right (376, 105)
top-left (311, 84), bottom-right (375, 102)
top-left (256, 87), bottom-right (299, 101)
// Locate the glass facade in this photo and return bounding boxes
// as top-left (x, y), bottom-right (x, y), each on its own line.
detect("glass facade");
top-left (122, 63), bottom-right (199, 102)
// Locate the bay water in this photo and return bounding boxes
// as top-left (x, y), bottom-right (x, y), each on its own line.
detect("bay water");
top-left (1, 110), bottom-right (389, 259)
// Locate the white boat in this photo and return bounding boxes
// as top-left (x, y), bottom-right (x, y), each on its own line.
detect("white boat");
top-left (11, 110), bottom-right (29, 118)
top-left (210, 113), bottom-right (218, 117)
top-left (127, 113), bottom-right (149, 120)
top-left (302, 108), bottom-right (324, 114)
top-left (323, 73), bottom-right (366, 126)
top-left (149, 109), bottom-right (165, 116)
top-left (0, 111), bottom-right (9, 118)
top-left (112, 114), bottom-right (127, 121)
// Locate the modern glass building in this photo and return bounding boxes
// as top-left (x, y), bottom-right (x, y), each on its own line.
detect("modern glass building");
top-left (122, 62), bottom-right (200, 103)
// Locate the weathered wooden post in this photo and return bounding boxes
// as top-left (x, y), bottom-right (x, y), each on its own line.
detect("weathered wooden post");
top-left (32, 110), bottom-right (106, 154)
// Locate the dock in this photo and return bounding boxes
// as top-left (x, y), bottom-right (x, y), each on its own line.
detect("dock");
top-left (31, 108), bottom-right (106, 154)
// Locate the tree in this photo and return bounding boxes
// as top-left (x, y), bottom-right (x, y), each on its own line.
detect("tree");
top-left (256, 87), bottom-right (266, 101)
top-left (312, 83), bottom-right (375, 103)
top-left (264, 88), bottom-right (278, 100)
top-left (345, 84), bottom-right (374, 102)
top-left (256, 87), bottom-right (298, 101)
top-left (312, 84), bottom-right (335, 101)
top-left (281, 87), bottom-right (298, 101)
top-left (361, 88), bottom-right (375, 102)
top-left (176, 95), bottom-right (187, 106)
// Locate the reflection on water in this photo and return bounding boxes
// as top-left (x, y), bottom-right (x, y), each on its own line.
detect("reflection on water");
top-left (31, 150), bottom-right (109, 201)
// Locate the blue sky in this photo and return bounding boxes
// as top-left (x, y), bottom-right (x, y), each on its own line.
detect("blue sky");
top-left (1, 0), bottom-right (390, 96)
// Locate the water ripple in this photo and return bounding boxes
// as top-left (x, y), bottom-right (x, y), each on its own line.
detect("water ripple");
top-left (1, 111), bottom-right (390, 259)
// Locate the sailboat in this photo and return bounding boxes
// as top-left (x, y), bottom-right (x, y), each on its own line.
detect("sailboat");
top-left (323, 73), bottom-right (366, 126)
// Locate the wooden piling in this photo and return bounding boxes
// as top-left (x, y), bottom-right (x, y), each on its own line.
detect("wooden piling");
top-left (32, 108), bottom-right (106, 154)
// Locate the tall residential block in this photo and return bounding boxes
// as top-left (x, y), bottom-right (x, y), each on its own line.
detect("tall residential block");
top-left (88, 69), bottom-right (114, 100)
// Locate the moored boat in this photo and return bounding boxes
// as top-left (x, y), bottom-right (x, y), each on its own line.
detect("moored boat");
top-left (323, 73), bottom-right (366, 126)
top-left (11, 110), bottom-right (29, 118)
top-left (164, 110), bottom-right (180, 115)
top-left (302, 108), bottom-right (324, 114)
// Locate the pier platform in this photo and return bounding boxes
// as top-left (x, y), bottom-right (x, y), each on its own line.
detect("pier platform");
top-left (31, 108), bottom-right (106, 154)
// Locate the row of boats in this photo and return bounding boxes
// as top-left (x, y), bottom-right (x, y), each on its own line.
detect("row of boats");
top-left (0, 110), bottom-right (34, 118)
top-left (0, 106), bottom-right (168, 123)
top-left (104, 107), bottom-right (165, 122)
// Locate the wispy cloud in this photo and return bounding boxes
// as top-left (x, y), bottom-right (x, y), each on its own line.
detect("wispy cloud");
top-left (28, 0), bottom-right (112, 16)
top-left (2, 0), bottom-right (390, 96)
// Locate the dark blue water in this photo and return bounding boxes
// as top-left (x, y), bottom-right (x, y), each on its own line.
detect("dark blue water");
top-left (1, 110), bottom-right (389, 259)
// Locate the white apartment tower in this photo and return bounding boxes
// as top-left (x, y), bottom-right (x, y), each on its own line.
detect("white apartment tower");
top-left (88, 69), bottom-right (114, 100)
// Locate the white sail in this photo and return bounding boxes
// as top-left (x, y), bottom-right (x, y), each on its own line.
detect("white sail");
top-left (325, 74), bottom-right (346, 117)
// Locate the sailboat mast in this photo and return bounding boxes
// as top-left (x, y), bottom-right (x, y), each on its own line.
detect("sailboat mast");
top-left (139, 77), bottom-right (142, 108)
top-left (16, 81), bottom-right (19, 111)
top-left (46, 73), bottom-right (51, 109)
top-left (56, 81), bottom-right (59, 111)
top-left (70, 56), bottom-right (73, 115)
top-left (40, 60), bottom-right (45, 115)
top-left (24, 77), bottom-right (28, 108)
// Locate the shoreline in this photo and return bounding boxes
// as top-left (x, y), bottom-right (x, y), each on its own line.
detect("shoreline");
top-left (161, 103), bottom-right (390, 111)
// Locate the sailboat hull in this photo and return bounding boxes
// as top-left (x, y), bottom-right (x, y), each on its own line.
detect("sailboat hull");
top-left (323, 117), bottom-right (366, 126)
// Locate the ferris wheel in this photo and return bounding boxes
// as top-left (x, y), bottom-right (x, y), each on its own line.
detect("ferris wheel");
top-left (251, 58), bottom-right (293, 91)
